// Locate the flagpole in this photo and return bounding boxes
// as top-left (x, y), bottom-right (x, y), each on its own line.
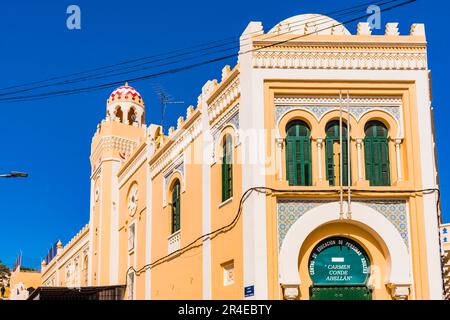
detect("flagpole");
top-left (339, 91), bottom-right (344, 219)
top-left (347, 91), bottom-right (352, 220)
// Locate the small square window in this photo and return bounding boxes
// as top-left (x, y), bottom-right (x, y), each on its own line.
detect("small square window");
top-left (222, 261), bottom-right (235, 286)
top-left (128, 223), bottom-right (136, 252)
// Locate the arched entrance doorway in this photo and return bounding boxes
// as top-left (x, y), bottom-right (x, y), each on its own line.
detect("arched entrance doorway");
top-left (279, 202), bottom-right (412, 300)
top-left (308, 237), bottom-right (372, 300)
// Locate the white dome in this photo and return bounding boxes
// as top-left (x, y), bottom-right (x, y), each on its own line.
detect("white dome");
top-left (268, 14), bottom-right (350, 36)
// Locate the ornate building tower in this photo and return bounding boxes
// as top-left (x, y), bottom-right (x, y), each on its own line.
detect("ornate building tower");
top-left (88, 84), bottom-right (147, 286)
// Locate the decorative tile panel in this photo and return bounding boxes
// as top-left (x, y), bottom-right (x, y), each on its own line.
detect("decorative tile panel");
top-left (275, 105), bottom-right (401, 126)
top-left (277, 199), bottom-right (408, 249)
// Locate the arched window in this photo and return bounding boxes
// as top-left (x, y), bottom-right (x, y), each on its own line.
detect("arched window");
top-left (222, 134), bottom-right (233, 201)
top-left (364, 121), bottom-right (390, 186)
top-left (325, 120), bottom-right (349, 186)
top-left (127, 108), bottom-right (137, 125)
top-left (115, 107), bottom-right (123, 123)
top-left (285, 120), bottom-right (312, 186)
top-left (171, 180), bottom-right (181, 234)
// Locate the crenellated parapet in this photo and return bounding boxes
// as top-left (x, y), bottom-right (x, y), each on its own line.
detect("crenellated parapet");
top-left (247, 15), bottom-right (427, 72)
top-left (206, 65), bottom-right (240, 125)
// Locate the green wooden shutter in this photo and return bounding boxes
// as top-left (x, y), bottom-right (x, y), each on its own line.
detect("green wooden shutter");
top-left (286, 138), bottom-right (296, 185)
top-left (325, 138), bottom-right (335, 186)
top-left (364, 121), bottom-right (390, 186)
top-left (222, 136), bottom-right (233, 201)
top-left (303, 137), bottom-right (312, 186)
top-left (364, 137), bottom-right (373, 184)
top-left (342, 140), bottom-right (349, 186)
top-left (380, 139), bottom-right (390, 186)
top-left (286, 121), bottom-right (311, 186)
top-left (221, 153), bottom-right (227, 201)
top-left (172, 182), bottom-right (180, 233)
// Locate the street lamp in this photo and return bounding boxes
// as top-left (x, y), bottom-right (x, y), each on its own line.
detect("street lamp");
top-left (0, 171), bottom-right (29, 178)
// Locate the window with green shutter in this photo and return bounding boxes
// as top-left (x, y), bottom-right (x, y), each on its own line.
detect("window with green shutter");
top-left (222, 134), bottom-right (233, 201)
top-left (171, 180), bottom-right (181, 233)
top-left (325, 120), bottom-right (350, 186)
top-left (364, 121), bottom-right (390, 186)
top-left (285, 120), bottom-right (312, 186)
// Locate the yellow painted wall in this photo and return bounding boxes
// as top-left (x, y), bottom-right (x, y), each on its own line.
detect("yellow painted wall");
top-left (150, 133), bottom-right (204, 299)
top-left (210, 126), bottom-right (244, 299)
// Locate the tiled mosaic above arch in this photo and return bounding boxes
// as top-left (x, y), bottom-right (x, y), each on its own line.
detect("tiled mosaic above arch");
top-left (275, 105), bottom-right (401, 126)
top-left (277, 199), bottom-right (409, 249)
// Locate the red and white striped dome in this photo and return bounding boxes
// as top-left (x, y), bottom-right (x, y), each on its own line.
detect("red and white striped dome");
top-left (107, 82), bottom-right (144, 106)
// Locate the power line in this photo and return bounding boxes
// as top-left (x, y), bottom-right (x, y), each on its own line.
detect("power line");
top-left (123, 186), bottom-right (439, 294)
top-left (0, 0), bottom-right (404, 101)
top-left (0, 0), bottom-right (389, 96)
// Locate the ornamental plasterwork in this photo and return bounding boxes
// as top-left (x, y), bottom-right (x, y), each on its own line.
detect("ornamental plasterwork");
top-left (90, 135), bottom-right (138, 166)
top-left (277, 199), bottom-right (409, 249)
top-left (274, 96), bottom-right (403, 137)
top-left (208, 74), bottom-right (240, 124)
top-left (252, 49), bottom-right (427, 70)
top-left (150, 116), bottom-right (202, 179)
top-left (211, 104), bottom-right (240, 161)
top-left (127, 183), bottom-right (138, 217)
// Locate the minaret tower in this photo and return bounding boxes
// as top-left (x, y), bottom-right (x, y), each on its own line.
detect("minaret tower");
top-left (88, 83), bottom-right (147, 286)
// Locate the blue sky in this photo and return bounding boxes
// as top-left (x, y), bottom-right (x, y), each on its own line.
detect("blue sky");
top-left (0, 0), bottom-right (447, 269)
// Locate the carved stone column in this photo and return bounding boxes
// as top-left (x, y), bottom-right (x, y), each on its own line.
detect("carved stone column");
top-left (356, 138), bottom-right (364, 181)
top-left (394, 138), bottom-right (403, 181)
top-left (316, 138), bottom-right (324, 182)
top-left (276, 137), bottom-right (284, 181)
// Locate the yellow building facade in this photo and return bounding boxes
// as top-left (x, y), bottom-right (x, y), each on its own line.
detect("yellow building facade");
top-left (41, 14), bottom-right (445, 300)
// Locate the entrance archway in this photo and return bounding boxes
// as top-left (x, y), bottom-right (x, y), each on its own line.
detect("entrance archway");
top-left (279, 201), bottom-right (411, 300)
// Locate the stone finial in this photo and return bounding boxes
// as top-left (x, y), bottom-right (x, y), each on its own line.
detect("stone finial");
top-left (410, 23), bottom-right (425, 36)
top-left (41, 260), bottom-right (47, 267)
top-left (168, 126), bottom-right (175, 136)
top-left (385, 23), bottom-right (399, 35)
top-left (357, 22), bottom-right (372, 35)
top-left (186, 105), bottom-right (195, 118)
top-left (57, 240), bottom-right (63, 249)
top-left (202, 79), bottom-right (218, 98)
top-left (221, 65), bottom-right (231, 81)
top-left (177, 116), bottom-right (184, 129)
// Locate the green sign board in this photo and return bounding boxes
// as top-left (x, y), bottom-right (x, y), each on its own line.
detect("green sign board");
top-left (308, 237), bottom-right (370, 285)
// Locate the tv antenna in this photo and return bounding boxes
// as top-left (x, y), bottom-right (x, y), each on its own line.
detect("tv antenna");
top-left (152, 84), bottom-right (184, 136)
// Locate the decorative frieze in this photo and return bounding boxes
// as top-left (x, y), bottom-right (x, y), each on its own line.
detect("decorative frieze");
top-left (91, 135), bottom-right (138, 168)
top-left (252, 49), bottom-right (427, 71)
top-left (208, 75), bottom-right (240, 124)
